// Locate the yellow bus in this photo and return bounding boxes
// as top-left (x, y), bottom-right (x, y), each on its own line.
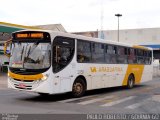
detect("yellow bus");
top-left (4, 30), bottom-right (153, 97)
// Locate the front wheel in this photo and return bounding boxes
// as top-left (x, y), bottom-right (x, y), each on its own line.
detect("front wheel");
top-left (72, 78), bottom-right (86, 98)
top-left (127, 75), bottom-right (135, 89)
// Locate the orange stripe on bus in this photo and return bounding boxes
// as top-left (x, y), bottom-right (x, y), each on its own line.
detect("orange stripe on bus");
top-left (133, 45), bottom-right (149, 50)
top-left (122, 65), bottom-right (144, 86)
top-left (8, 71), bottom-right (43, 80)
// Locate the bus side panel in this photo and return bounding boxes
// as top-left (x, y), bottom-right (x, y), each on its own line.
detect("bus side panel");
top-left (141, 65), bottom-right (153, 83)
top-left (77, 64), bottom-right (128, 90)
top-left (113, 64), bottom-right (128, 87)
top-left (122, 65), bottom-right (145, 86)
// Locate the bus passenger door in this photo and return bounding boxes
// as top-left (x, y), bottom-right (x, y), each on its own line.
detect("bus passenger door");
top-left (53, 37), bottom-right (75, 93)
top-left (53, 46), bottom-right (74, 92)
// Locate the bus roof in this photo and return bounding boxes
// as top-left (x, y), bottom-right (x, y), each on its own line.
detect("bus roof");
top-left (13, 30), bottom-right (152, 50)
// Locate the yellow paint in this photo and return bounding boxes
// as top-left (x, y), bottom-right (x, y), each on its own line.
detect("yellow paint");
top-left (0, 21), bottom-right (41, 30)
top-left (133, 45), bottom-right (149, 50)
top-left (8, 71), bottom-right (43, 80)
top-left (90, 67), bottom-right (97, 73)
top-left (122, 65), bottom-right (144, 86)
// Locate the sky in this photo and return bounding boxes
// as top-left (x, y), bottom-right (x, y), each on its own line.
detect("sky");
top-left (1, 0), bottom-right (160, 32)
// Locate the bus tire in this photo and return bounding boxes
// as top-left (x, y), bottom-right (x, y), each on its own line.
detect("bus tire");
top-left (72, 78), bottom-right (86, 98)
top-left (127, 74), bottom-right (135, 89)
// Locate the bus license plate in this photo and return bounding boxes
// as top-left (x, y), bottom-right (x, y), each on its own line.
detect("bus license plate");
top-left (18, 83), bottom-right (26, 88)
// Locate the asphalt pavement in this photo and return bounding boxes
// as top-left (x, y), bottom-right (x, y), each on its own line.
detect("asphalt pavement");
top-left (0, 73), bottom-right (160, 120)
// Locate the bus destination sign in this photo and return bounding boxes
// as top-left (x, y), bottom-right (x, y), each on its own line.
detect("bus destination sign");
top-left (16, 33), bottom-right (44, 39)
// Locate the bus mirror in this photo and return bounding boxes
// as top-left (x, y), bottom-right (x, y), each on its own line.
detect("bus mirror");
top-left (4, 39), bottom-right (12, 57)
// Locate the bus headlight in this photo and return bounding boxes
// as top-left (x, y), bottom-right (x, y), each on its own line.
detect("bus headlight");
top-left (41, 74), bottom-right (49, 81)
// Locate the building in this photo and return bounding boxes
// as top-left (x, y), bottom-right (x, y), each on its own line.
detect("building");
top-left (34, 24), bottom-right (66, 32)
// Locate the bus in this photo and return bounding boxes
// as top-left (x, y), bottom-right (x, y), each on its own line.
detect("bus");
top-left (4, 30), bottom-right (153, 97)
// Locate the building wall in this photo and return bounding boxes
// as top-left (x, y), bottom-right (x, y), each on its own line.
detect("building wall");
top-left (74, 28), bottom-right (160, 45)
top-left (105, 28), bottom-right (160, 45)
top-left (34, 24), bottom-right (67, 32)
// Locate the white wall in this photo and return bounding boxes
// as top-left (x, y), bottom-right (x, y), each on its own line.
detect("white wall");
top-left (100, 28), bottom-right (160, 45)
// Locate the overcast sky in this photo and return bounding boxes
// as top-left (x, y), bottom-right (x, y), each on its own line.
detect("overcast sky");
top-left (1, 0), bottom-right (160, 32)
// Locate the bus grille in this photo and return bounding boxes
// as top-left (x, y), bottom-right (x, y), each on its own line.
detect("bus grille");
top-left (10, 78), bottom-right (41, 90)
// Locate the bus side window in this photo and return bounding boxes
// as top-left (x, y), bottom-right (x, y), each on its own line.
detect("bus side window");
top-left (128, 48), bottom-right (136, 64)
top-left (148, 51), bottom-right (152, 64)
top-left (77, 49), bottom-right (85, 62)
top-left (92, 43), bottom-right (105, 63)
top-left (77, 40), bottom-right (91, 63)
top-left (137, 49), bottom-right (144, 64)
top-left (117, 46), bottom-right (127, 64)
top-left (105, 45), bottom-right (110, 63)
top-left (145, 50), bottom-right (152, 65)
top-left (105, 45), bottom-right (117, 64)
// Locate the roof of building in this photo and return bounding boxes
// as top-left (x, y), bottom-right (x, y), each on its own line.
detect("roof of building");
top-left (0, 22), bottom-right (40, 33)
top-left (0, 22), bottom-right (67, 42)
top-left (34, 24), bottom-right (66, 32)
top-left (0, 22), bottom-right (66, 33)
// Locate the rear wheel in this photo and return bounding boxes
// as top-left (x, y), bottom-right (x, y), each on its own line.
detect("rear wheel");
top-left (72, 78), bottom-right (86, 97)
top-left (127, 74), bottom-right (135, 89)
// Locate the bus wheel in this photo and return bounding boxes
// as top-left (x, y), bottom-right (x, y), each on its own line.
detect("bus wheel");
top-left (72, 78), bottom-right (86, 97)
top-left (127, 74), bottom-right (135, 89)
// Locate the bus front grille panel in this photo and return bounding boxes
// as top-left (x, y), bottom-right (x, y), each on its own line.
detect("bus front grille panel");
top-left (10, 78), bottom-right (41, 90)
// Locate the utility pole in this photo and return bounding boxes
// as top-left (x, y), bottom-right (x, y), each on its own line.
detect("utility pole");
top-left (100, 0), bottom-right (104, 39)
top-left (115, 14), bottom-right (122, 42)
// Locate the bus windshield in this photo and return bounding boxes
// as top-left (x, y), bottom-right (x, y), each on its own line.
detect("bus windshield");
top-left (9, 42), bottom-right (51, 69)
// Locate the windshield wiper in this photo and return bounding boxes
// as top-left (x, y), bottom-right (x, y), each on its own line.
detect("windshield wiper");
top-left (26, 42), bottom-right (39, 58)
top-left (21, 46), bottom-right (24, 60)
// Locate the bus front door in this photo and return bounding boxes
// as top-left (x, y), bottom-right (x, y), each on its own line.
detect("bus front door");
top-left (53, 41), bottom-right (75, 93)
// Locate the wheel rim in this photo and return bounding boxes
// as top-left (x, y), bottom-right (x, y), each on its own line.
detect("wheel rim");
top-left (73, 82), bottom-right (83, 96)
top-left (129, 77), bottom-right (133, 87)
